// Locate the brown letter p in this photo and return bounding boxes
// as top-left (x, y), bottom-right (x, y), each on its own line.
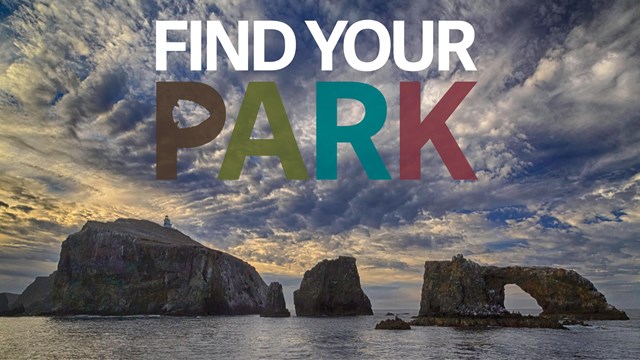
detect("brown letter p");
top-left (156, 82), bottom-right (226, 179)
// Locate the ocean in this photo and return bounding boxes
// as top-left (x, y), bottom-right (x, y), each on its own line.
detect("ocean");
top-left (1, 310), bottom-right (639, 359)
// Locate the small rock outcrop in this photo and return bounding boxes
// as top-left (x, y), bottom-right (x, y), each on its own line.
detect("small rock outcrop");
top-left (50, 219), bottom-right (268, 315)
top-left (294, 256), bottom-right (373, 316)
top-left (418, 255), bottom-right (628, 321)
top-left (260, 282), bottom-right (290, 317)
top-left (375, 316), bottom-right (411, 330)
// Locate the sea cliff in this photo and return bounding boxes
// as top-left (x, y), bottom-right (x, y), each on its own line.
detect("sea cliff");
top-left (10, 219), bottom-right (268, 316)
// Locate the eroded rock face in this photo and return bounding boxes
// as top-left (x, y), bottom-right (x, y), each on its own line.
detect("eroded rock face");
top-left (294, 256), bottom-right (373, 316)
top-left (419, 255), bottom-right (628, 320)
top-left (260, 282), bottom-right (290, 317)
top-left (52, 219), bottom-right (267, 315)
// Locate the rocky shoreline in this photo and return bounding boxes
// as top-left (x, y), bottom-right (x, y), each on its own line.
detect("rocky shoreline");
top-left (410, 314), bottom-right (566, 329)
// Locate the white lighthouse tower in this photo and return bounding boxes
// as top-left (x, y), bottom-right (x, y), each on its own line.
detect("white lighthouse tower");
top-left (163, 215), bottom-right (172, 229)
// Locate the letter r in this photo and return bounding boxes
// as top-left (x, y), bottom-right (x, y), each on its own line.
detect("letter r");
top-left (316, 82), bottom-right (390, 180)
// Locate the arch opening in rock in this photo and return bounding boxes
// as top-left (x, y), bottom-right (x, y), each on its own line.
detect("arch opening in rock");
top-left (419, 255), bottom-right (629, 320)
top-left (503, 284), bottom-right (542, 316)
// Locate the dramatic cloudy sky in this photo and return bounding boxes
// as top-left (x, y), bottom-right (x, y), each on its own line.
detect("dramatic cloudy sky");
top-left (0, 0), bottom-right (638, 310)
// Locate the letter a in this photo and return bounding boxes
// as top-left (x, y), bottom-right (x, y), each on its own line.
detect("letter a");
top-left (219, 82), bottom-right (308, 180)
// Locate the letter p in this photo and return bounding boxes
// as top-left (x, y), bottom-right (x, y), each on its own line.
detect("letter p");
top-left (156, 82), bottom-right (226, 179)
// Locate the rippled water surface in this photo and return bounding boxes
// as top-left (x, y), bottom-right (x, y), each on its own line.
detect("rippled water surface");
top-left (1, 310), bottom-right (639, 359)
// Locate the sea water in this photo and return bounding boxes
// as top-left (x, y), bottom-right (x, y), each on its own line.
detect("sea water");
top-left (1, 310), bottom-right (639, 359)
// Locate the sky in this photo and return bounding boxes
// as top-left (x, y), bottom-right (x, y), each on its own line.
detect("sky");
top-left (0, 0), bottom-right (638, 310)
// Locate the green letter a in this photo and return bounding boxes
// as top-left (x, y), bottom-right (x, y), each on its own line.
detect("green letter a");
top-left (219, 82), bottom-right (308, 180)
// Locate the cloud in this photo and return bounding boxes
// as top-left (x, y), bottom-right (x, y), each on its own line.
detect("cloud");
top-left (11, 205), bottom-right (33, 213)
top-left (0, 0), bottom-right (637, 310)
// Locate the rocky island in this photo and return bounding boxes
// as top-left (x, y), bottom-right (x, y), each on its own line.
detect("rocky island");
top-left (375, 316), bottom-right (412, 330)
top-left (411, 255), bottom-right (628, 329)
top-left (260, 282), bottom-right (290, 317)
top-left (294, 256), bottom-right (373, 316)
top-left (6, 219), bottom-right (268, 316)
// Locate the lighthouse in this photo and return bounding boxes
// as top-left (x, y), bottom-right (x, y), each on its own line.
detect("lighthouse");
top-left (163, 215), bottom-right (172, 229)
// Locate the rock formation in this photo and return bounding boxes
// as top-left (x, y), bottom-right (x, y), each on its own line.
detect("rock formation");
top-left (260, 282), bottom-right (290, 317)
top-left (375, 316), bottom-right (411, 330)
top-left (10, 273), bottom-right (55, 314)
top-left (294, 256), bottom-right (373, 316)
top-left (48, 219), bottom-right (268, 315)
top-left (418, 254), bottom-right (628, 321)
top-left (0, 293), bottom-right (19, 312)
top-left (0, 294), bottom-right (7, 313)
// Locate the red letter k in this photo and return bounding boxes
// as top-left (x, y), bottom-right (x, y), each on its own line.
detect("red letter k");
top-left (400, 81), bottom-right (477, 180)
